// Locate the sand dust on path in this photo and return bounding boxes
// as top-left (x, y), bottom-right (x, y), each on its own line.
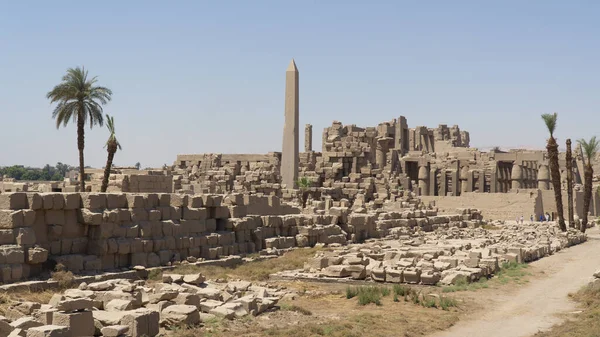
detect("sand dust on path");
top-left (429, 226), bottom-right (600, 337)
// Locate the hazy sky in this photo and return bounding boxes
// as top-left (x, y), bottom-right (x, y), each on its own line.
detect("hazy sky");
top-left (2, 1), bottom-right (599, 168)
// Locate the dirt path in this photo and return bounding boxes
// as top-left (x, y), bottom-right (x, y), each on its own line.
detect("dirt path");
top-left (430, 226), bottom-right (600, 337)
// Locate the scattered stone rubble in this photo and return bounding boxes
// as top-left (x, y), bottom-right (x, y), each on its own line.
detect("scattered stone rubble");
top-left (0, 272), bottom-right (287, 337)
top-left (278, 221), bottom-right (587, 286)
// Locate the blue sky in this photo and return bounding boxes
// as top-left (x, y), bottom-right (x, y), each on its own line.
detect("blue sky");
top-left (1, 1), bottom-right (599, 168)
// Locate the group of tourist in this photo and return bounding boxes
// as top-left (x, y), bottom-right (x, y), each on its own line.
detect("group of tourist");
top-left (516, 213), bottom-right (552, 224)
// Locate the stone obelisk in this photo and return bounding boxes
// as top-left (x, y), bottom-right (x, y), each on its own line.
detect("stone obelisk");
top-left (281, 59), bottom-right (299, 189)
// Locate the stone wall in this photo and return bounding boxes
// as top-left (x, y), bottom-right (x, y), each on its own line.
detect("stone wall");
top-left (0, 192), bottom-right (351, 284)
top-left (421, 190), bottom-right (544, 220)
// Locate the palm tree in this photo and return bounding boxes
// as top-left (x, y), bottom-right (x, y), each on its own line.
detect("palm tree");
top-left (566, 139), bottom-right (574, 227)
top-left (47, 67), bottom-right (112, 191)
top-left (577, 136), bottom-right (599, 233)
top-left (297, 177), bottom-right (312, 208)
top-left (101, 115), bottom-right (121, 192)
top-left (541, 113), bottom-right (567, 232)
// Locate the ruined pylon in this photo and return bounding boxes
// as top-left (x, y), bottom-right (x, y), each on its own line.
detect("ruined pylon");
top-left (281, 59), bottom-right (299, 189)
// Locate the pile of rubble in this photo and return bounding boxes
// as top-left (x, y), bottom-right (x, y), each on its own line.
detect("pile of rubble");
top-left (278, 222), bottom-right (587, 285)
top-left (0, 272), bottom-right (286, 337)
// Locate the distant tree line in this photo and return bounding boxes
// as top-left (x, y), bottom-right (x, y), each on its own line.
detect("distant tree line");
top-left (0, 162), bottom-right (75, 181)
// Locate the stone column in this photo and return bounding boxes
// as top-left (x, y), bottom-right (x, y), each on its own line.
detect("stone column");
top-left (375, 137), bottom-right (392, 169)
top-left (460, 166), bottom-right (470, 193)
top-left (537, 164), bottom-right (550, 190)
top-left (418, 165), bottom-right (429, 196)
top-left (281, 59), bottom-right (299, 188)
top-left (511, 163), bottom-right (522, 190)
top-left (304, 124), bottom-right (312, 152)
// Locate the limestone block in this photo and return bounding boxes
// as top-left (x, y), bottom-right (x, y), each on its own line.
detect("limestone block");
top-left (182, 273), bottom-right (205, 285)
top-left (100, 325), bottom-right (129, 337)
top-left (79, 209), bottom-right (102, 226)
top-left (208, 306), bottom-right (234, 320)
top-left (160, 305), bottom-right (200, 326)
top-left (22, 210), bottom-right (35, 227)
top-left (56, 298), bottom-right (93, 312)
top-left (420, 271), bottom-right (441, 285)
top-left (0, 193), bottom-right (28, 210)
top-left (106, 299), bottom-right (134, 312)
top-left (126, 195), bottom-right (145, 209)
top-left (188, 196), bottom-right (204, 208)
top-left (26, 194), bottom-right (43, 210)
top-left (371, 267), bottom-right (386, 282)
top-left (45, 210), bottom-right (65, 225)
top-left (212, 206), bottom-right (230, 219)
top-left (182, 208), bottom-right (208, 220)
top-left (385, 269), bottom-right (403, 283)
top-left (27, 247), bottom-right (48, 264)
top-left (51, 195), bottom-right (64, 210)
top-left (170, 194), bottom-right (187, 207)
top-left (346, 265), bottom-right (366, 280)
top-left (321, 265), bottom-right (350, 278)
top-left (403, 269), bottom-right (421, 284)
top-left (26, 325), bottom-right (70, 337)
top-left (41, 194), bottom-right (54, 210)
top-left (0, 230), bottom-right (13, 245)
top-left (63, 194), bottom-right (80, 210)
top-left (148, 210), bottom-right (161, 221)
top-left (0, 211), bottom-right (24, 228)
top-left (15, 228), bottom-right (35, 245)
top-left (10, 317), bottom-right (43, 330)
top-left (131, 208), bottom-right (149, 222)
top-left (52, 311), bottom-right (94, 336)
top-left (2, 246), bottom-right (25, 264)
top-left (120, 309), bottom-right (160, 337)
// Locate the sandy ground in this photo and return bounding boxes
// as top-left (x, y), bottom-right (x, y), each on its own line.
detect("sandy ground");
top-left (429, 226), bottom-right (600, 337)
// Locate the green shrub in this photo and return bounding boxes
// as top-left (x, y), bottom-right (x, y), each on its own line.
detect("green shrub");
top-left (393, 293), bottom-right (399, 302)
top-left (440, 296), bottom-right (457, 310)
top-left (346, 287), bottom-right (358, 299)
top-left (380, 287), bottom-right (390, 297)
top-left (357, 287), bottom-right (382, 306)
top-left (422, 297), bottom-right (437, 308)
top-left (393, 284), bottom-right (410, 296)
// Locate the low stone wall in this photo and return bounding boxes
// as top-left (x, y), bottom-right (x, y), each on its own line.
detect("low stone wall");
top-left (421, 190), bottom-right (543, 220)
top-left (0, 192), bottom-right (349, 284)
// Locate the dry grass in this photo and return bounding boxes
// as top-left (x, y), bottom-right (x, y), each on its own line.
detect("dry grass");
top-left (0, 289), bottom-right (55, 315)
top-left (534, 281), bottom-right (600, 337)
top-left (155, 247), bottom-right (323, 282)
top-left (170, 281), bottom-right (460, 337)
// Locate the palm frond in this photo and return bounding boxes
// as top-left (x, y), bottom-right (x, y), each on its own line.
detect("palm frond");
top-left (541, 112), bottom-right (558, 137)
top-left (48, 66), bottom-right (112, 129)
top-left (578, 136), bottom-right (599, 164)
top-left (104, 114), bottom-right (122, 151)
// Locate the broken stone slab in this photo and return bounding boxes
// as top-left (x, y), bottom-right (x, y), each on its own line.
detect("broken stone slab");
top-left (10, 317), bottom-right (43, 330)
top-left (120, 309), bottom-right (159, 337)
top-left (25, 325), bottom-right (70, 337)
top-left (100, 325), bottom-right (129, 337)
top-left (208, 306), bottom-right (235, 320)
top-left (105, 299), bottom-right (134, 312)
top-left (321, 265), bottom-right (350, 278)
top-left (345, 265), bottom-right (366, 280)
top-left (182, 273), bottom-right (205, 285)
top-left (162, 274), bottom-right (184, 283)
top-left (86, 280), bottom-right (115, 291)
top-left (198, 299), bottom-right (224, 313)
top-left (55, 298), bottom-right (93, 312)
top-left (148, 291), bottom-right (178, 304)
top-left (160, 305), bottom-right (200, 326)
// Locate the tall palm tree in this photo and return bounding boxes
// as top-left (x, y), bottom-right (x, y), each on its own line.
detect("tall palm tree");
top-left (101, 115), bottom-right (121, 192)
top-left (566, 139), bottom-right (574, 227)
top-left (577, 136), bottom-right (599, 233)
top-left (47, 67), bottom-right (112, 191)
top-left (541, 113), bottom-right (567, 232)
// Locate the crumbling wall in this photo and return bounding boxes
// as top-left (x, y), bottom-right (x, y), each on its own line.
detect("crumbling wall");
top-left (0, 192), bottom-right (347, 284)
top-left (421, 190), bottom-right (543, 220)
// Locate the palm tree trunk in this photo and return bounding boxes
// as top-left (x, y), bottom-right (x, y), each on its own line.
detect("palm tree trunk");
top-left (581, 164), bottom-right (593, 233)
top-left (101, 149), bottom-right (115, 192)
top-left (77, 109), bottom-right (86, 192)
top-left (566, 139), bottom-right (574, 227)
top-left (547, 137), bottom-right (567, 231)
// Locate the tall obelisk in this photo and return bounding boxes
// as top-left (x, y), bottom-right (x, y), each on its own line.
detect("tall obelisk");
top-left (281, 59), bottom-right (299, 189)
